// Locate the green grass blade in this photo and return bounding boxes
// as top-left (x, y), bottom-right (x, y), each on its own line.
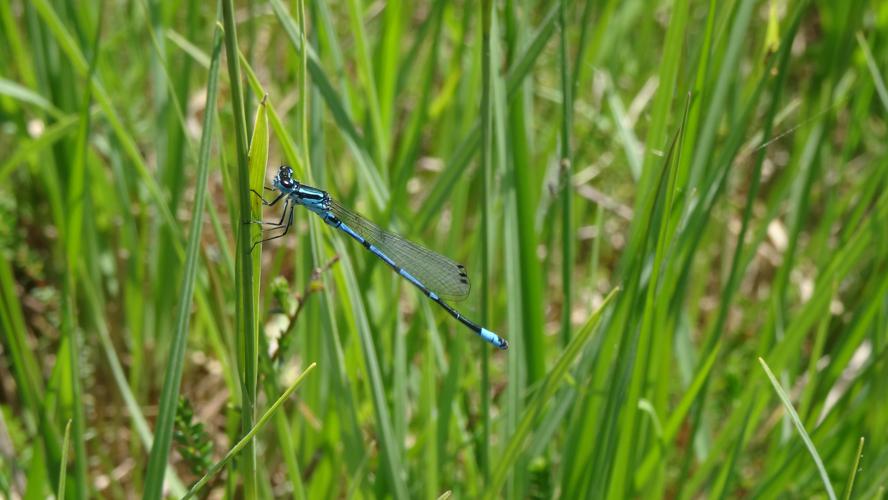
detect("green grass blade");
top-left (479, 0), bottom-right (495, 480)
top-left (78, 266), bottom-right (187, 496)
top-left (558, 0), bottom-right (573, 347)
top-left (248, 96), bottom-right (269, 324)
top-left (634, 341), bottom-right (722, 487)
top-left (183, 363), bottom-right (317, 499)
top-left (56, 419), bottom-right (71, 500)
top-left (221, 0), bottom-right (260, 493)
top-left (759, 357), bottom-right (837, 500)
top-left (267, 0), bottom-right (389, 207)
top-left (505, 9), bottom-right (547, 381)
top-left (29, 0), bottom-right (185, 252)
top-left (59, 9), bottom-right (104, 494)
top-left (416, 2), bottom-right (561, 229)
top-left (841, 437), bottom-right (865, 500)
top-left (332, 240), bottom-right (410, 500)
top-left (483, 288), bottom-right (619, 498)
top-left (0, 77), bottom-right (65, 118)
top-left (0, 114), bottom-right (79, 183)
top-left (142, 28), bottom-right (222, 500)
top-left (24, 438), bottom-right (49, 498)
top-left (0, 259), bottom-right (47, 433)
top-left (346, 0), bottom-right (387, 167)
top-left (856, 32), bottom-right (888, 112)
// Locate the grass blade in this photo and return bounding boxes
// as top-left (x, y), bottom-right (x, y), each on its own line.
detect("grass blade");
top-left (56, 419), bottom-right (71, 500)
top-left (221, 0), bottom-right (260, 492)
top-left (557, 0), bottom-right (573, 347)
top-left (758, 357), bottom-right (837, 500)
top-left (0, 77), bottom-right (65, 118)
top-left (856, 32), bottom-right (888, 112)
top-left (268, 0), bottom-right (389, 207)
top-left (479, 0), bottom-right (495, 480)
top-left (483, 288), bottom-right (619, 498)
top-left (415, 3), bottom-right (561, 229)
top-left (332, 240), bottom-right (410, 500)
top-left (59, 8), bottom-right (105, 495)
top-left (142, 28), bottom-right (222, 500)
top-left (346, 0), bottom-right (387, 167)
top-left (248, 96), bottom-right (269, 324)
top-left (183, 363), bottom-right (317, 499)
top-left (841, 437), bottom-right (865, 500)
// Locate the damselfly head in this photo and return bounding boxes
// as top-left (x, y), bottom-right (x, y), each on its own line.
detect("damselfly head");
top-left (275, 165), bottom-right (297, 190)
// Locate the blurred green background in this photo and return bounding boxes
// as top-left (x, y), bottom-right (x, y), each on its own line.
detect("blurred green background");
top-left (1, 0), bottom-right (887, 497)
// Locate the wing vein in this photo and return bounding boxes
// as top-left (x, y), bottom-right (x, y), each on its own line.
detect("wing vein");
top-left (330, 199), bottom-right (471, 300)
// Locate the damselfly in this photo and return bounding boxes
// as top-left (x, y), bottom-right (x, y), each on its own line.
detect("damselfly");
top-left (251, 165), bottom-right (509, 350)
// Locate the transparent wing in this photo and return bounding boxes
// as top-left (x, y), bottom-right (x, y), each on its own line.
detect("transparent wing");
top-left (329, 199), bottom-right (471, 300)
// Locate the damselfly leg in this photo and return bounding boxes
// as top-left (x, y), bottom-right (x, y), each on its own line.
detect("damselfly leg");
top-left (248, 189), bottom-right (295, 252)
top-left (250, 189), bottom-right (285, 206)
top-left (247, 199), bottom-right (290, 227)
top-left (250, 204), bottom-right (295, 252)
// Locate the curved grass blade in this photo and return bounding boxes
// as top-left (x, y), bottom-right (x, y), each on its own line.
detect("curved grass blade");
top-left (759, 357), bottom-right (837, 500)
top-left (183, 363), bottom-right (317, 499)
top-left (0, 77), bottom-right (66, 119)
top-left (483, 288), bottom-right (619, 499)
top-left (29, 0), bottom-right (186, 253)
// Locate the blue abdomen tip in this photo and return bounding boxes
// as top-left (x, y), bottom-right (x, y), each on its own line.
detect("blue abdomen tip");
top-left (480, 328), bottom-right (509, 350)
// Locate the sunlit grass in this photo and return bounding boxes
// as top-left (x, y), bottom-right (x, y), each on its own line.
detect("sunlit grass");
top-left (1, 0), bottom-right (886, 498)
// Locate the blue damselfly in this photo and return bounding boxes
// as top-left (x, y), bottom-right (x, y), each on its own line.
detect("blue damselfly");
top-left (251, 165), bottom-right (509, 350)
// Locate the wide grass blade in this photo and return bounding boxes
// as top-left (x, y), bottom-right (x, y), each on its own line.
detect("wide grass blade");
top-left (248, 96), bottom-right (269, 323)
top-left (221, 0), bottom-right (261, 493)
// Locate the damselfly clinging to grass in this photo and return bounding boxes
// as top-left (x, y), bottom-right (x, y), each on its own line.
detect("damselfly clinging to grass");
top-left (251, 165), bottom-right (509, 350)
